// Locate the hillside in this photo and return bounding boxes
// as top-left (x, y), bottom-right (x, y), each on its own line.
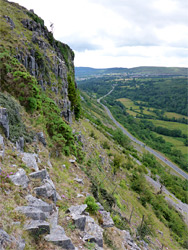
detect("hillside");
top-left (75, 66), bottom-right (188, 78)
top-left (78, 76), bottom-right (188, 173)
top-left (0, 1), bottom-right (188, 250)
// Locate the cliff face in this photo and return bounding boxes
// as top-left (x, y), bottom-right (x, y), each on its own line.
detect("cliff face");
top-left (0, 0), bottom-right (77, 123)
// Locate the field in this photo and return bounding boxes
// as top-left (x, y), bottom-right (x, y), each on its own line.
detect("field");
top-left (153, 132), bottom-right (188, 158)
top-left (164, 112), bottom-right (188, 120)
top-left (149, 119), bottom-right (188, 135)
top-left (117, 98), bottom-right (188, 159)
top-left (118, 98), bottom-right (157, 117)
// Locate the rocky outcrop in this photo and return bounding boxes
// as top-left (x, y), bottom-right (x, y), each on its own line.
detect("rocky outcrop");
top-left (29, 169), bottom-right (49, 181)
top-left (15, 166), bottom-right (76, 250)
top-left (26, 195), bottom-right (53, 213)
top-left (0, 228), bottom-right (25, 250)
top-left (67, 204), bottom-right (104, 248)
top-left (15, 14), bottom-right (75, 123)
top-left (9, 168), bottom-right (29, 188)
top-left (0, 108), bottom-right (9, 138)
top-left (16, 137), bottom-right (24, 152)
top-left (16, 206), bottom-right (47, 221)
top-left (37, 132), bottom-right (46, 147)
top-left (24, 220), bottom-right (50, 234)
top-left (44, 226), bottom-right (75, 250)
top-left (21, 153), bottom-right (39, 171)
top-left (3, 15), bottom-right (15, 29)
top-left (99, 211), bottom-right (114, 228)
top-left (0, 134), bottom-right (5, 158)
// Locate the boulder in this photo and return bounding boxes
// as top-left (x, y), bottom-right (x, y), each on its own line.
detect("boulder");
top-left (67, 204), bottom-right (87, 217)
top-left (73, 215), bottom-right (86, 231)
top-left (0, 134), bottom-right (5, 158)
top-left (0, 229), bottom-right (12, 248)
top-left (26, 195), bottom-right (53, 213)
top-left (96, 202), bottom-right (104, 211)
top-left (0, 229), bottom-right (25, 250)
top-left (99, 211), bottom-right (114, 228)
top-left (3, 15), bottom-right (15, 29)
top-left (16, 206), bottom-right (46, 220)
top-left (49, 208), bottom-right (59, 229)
top-left (47, 160), bottom-right (52, 168)
top-left (22, 153), bottom-right (39, 171)
top-left (29, 169), bottom-right (49, 181)
top-left (74, 177), bottom-right (84, 185)
top-left (17, 237), bottom-right (25, 250)
top-left (24, 220), bottom-right (50, 234)
top-left (34, 179), bottom-right (56, 201)
top-left (84, 222), bottom-right (103, 247)
top-left (9, 168), bottom-right (29, 188)
top-left (123, 230), bottom-right (141, 250)
top-left (37, 132), bottom-right (46, 147)
top-left (45, 226), bottom-right (75, 250)
top-left (16, 137), bottom-right (24, 152)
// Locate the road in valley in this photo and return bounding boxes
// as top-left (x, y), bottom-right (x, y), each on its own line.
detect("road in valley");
top-left (97, 88), bottom-right (188, 180)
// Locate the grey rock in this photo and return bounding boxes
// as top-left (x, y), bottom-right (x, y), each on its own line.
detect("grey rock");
top-left (45, 226), bottom-right (75, 250)
top-left (62, 99), bottom-right (72, 123)
top-left (74, 177), bottom-right (84, 185)
top-left (47, 160), bottom-right (52, 168)
top-left (29, 169), bottom-right (49, 181)
top-left (96, 203), bottom-right (104, 211)
top-left (16, 206), bottom-right (46, 220)
top-left (68, 204), bottom-right (87, 217)
top-left (22, 153), bottom-right (39, 171)
top-left (37, 132), bottom-right (46, 147)
top-left (17, 237), bottom-right (25, 250)
top-left (28, 55), bottom-right (35, 76)
top-left (34, 179), bottom-right (56, 201)
top-left (77, 194), bottom-right (84, 198)
top-left (16, 137), bottom-right (24, 152)
top-left (3, 15), bottom-right (15, 29)
top-left (49, 208), bottom-right (59, 229)
top-left (0, 229), bottom-right (11, 248)
top-left (73, 215), bottom-right (86, 231)
top-left (0, 134), bottom-right (5, 158)
top-left (69, 159), bottom-right (76, 163)
top-left (12, 221), bottom-right (21, 226)
top-left (84, 222), bottom-right (103, 247)
top-left (9, 168), bottom-right (29, 188)
top-left (26, 195), bottom-right (53, 213)
top-left (24, 220), bottom-right (50, 234)
top-left (0, 108), bottom-right (9, 138)
top-left (0, 229), bottom-right (25, 250)
top-left (99, 211), bottom-right (114, 228)
top-left (56, 192), bottom-right (62, 201)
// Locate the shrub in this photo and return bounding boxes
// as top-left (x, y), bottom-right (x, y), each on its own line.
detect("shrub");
top-left (101, 141), bottom-right (110, 149)
top-left (84, 196), bottom-right (99, 214)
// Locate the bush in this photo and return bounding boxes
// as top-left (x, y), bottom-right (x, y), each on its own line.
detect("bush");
top-left (102, 141), bottom-right (110, 149)
top-left (84, 196), bottom-right (99, 214)
top-left (0, 92), bottom-right (34, 142)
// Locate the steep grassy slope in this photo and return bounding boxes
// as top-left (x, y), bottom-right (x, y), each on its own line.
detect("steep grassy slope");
top-left (0, 1), bottom-right (188, 250)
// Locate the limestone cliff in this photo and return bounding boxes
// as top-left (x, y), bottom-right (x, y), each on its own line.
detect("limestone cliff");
top-left (0, 0), bottom-right (79, 123)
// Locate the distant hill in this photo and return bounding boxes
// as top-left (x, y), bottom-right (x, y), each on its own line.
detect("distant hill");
top-left (75, 66), bottom-right (188, 78)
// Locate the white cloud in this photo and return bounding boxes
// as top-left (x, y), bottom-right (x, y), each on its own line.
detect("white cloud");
top-left (11, 0), bottom-right (188, 68)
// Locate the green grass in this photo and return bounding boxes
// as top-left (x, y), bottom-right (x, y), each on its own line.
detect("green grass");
top-left (118, 98), bottom-right (157, 117)
top-left (148, 119), bottom-right (188, 135)
top-left (117, 98), bottom-right (139, 110)
top-left (153, 132), bottom-right (188, 157)
top-left (164, 112), bottom-right (188, 120)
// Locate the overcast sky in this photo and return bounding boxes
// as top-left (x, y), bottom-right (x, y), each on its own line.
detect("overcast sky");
top-left (12, 0), bottom-right (188, 68)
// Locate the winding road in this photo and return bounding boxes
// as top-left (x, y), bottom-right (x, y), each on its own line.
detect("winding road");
top-left (97, 87), bottom-right (188, 180)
